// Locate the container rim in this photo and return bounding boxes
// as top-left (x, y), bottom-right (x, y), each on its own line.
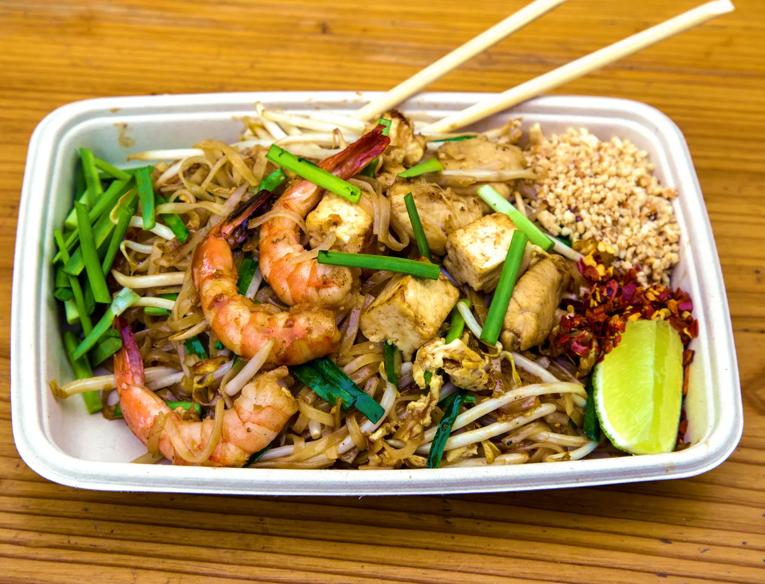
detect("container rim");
top-left (11, 92), bottom-right (743, 495)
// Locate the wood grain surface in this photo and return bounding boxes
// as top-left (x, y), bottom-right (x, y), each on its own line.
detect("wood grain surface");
top-left (1, 1), bottom-right (764, 582)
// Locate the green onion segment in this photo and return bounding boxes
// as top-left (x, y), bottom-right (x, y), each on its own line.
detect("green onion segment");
top-left (427, 391), bottom-right (466, 468)
top-left (63, 330), bottom-right (102, 414)
top-left (317, 250), bottom-right (440, 280)
top-left (267, 144), bottom-right (361, 203)
top-left (398, 158), bottom-right (443, 179)
top-left (476, 185), bottom-right (553, 251)
top-left (292, 358), bottom-right (384, 422)
top-left (135, 166), bottom-right (156, 230)
top-left (72, 288), bottom-right (139, 360)
top-left (403, 192), bottom-right (431, 261)
top-left (383, 341), bottom-right (400, 386)
top-left (445, 299), bottom-right (470, 343)
top-left (480, 231), bottom-right (528, 345)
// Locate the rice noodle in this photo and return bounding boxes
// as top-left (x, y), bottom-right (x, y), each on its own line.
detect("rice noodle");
top-left (248, 208), bottom-right (307, 232)
top-left (155, 202), bottom-right (228, 216)
top-left (197, 140), bottom-right (260, 186)
top-left (221, 340), bottom-right (273, 397)
top-left (298, 400), bottom-right (335, 428)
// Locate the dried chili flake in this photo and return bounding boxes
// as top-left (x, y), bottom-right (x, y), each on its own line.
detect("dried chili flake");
top-left (550, 245), bottom-right (698, 375)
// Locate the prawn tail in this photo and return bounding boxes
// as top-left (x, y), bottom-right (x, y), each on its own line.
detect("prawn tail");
top-left (220, 188), bottom-right (275, 248)
top-left (320, 124), bottom-right (391, 177)
top-left (114, 317), bottom-right (145, 388)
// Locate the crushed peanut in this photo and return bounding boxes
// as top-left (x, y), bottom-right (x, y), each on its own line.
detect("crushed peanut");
top-left (525, 125), bottom-right (680, 284)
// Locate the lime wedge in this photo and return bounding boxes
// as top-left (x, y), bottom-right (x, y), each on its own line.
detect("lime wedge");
top-left (593, 319), bottom-right (683, 454)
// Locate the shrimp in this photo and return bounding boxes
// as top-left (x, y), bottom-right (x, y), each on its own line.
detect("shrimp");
top-left (192, 191), bottom-right (341, 366)
top-left (259, 125), bottom-right (390, 308)
top-left (113, 318), bottom-right (298, 466)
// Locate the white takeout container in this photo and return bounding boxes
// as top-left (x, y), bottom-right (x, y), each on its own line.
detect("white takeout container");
top-left (11, 92), bottom-right (742, 495)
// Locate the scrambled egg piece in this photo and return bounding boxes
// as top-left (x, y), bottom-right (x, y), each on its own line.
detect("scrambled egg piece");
top-left (412, 338), bottom-right (493, 394)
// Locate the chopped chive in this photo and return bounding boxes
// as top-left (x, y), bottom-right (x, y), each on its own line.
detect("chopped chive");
top-left (74, 158), bottom-right (86, 202)
top-left (476, 185), bottom-right (553, 251)
top-left (377, 118), bottom-right (392, 136)
top-left (155, 195), bottom-right (189, 243)
top-left (427, 391), bottom-right (466, 468)
top-left (64, 298), bottom-right (79, 325)
top-left (480, 231), bottom-right (528, 345)
top-left (144, 293), bottom-right (178, 316)
top-left (54, 229), bottom-right (93, 333)
top-left (317, 250), bottom-right (440, 280)
top-left (63, 209), bottom-right (117, 276)
top-left (62, 187), bottom-right (91, 231)
top-left (89, 333), bottom-right (123, 366)
top-left (311, 358), bottom-right (384, 423)
top-left (74, 201), bottom-right (111, 303)
top-left (214, 340), bottom-right (225, 351)
top-left (54, 180), bottom-right (130, 264)
top-left (101, 191), bottom-right (138, 274)
top-left (445, 299), bottom-right (470, 343)
top-left (403, 192), bottom-right (431, 261)
top-left (583, 379), bottom-right (600, 441)
top-left (113, 400), bottom-right (199, 419)
top-left (94, 158), bottom-right (131, 181)
top-left (79, 148), bottom-right (103, 205)
top-left (82, 281), bottom-right (95, 315)
top-left (63, 330), bottom-right (102, 414)
top-left (237, 257), bottom-right (258, 295)
top-left (398, 158), bottom-right (443, 179)
top-left (54, 288), bottom-right (73, 301)
top-left (429, 135), bottom-right (477, 143)
top-left (266, 144), bottom-right (361, 204)
top-left (72, 287), bottom-right (139, 360)
top-left (423, 370), bottom-right (433, 389)
top-left (184, 337), bottom-right (209, 360)
top-left (257, 168), bottom-right (287, 193)
top-left (292, 363), bottom-right (354, 407)
top-left (135, 166), bottom-right (155, 230)
top-left (383, 341), bottom-right (400, 386)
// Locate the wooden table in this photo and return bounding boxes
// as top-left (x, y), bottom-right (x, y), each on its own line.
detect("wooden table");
top-left (1, 1), bottom-right (763, 582)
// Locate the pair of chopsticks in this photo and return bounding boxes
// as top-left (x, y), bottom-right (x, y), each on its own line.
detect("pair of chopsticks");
top-left (355, 0), bottom-right (734, 132)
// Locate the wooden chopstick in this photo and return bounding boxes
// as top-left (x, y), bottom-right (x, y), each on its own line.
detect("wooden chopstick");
top-left (355, 0), bottom-right (568, 121)
top-left (423, 0), bottom-right (735, 133)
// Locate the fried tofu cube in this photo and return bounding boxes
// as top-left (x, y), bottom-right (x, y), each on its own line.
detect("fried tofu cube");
top-left (306, 194), bottom-right (373, 253)
top-left (444, 213), bottom-right (532, 292)
top-left (360, 274), bottom-right (459, 358)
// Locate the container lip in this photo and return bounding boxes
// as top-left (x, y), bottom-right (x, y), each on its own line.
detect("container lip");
top-left (11, 92), bottom-right (743, 494)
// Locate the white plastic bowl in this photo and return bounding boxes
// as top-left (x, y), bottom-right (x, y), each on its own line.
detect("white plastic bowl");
top-left (11, 92), bottom-right (743, 495)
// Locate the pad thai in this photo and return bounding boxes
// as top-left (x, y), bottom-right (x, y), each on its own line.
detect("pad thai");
top-left (50, 105), bottom-right (697, 469)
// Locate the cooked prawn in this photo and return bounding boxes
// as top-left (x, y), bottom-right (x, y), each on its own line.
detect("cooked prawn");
top-left (192, 192), bottom-right (340, 366)
top-left (113, 318), bottom-right (298, 466)
top-left (259, 125), bottom-right (390, 308)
